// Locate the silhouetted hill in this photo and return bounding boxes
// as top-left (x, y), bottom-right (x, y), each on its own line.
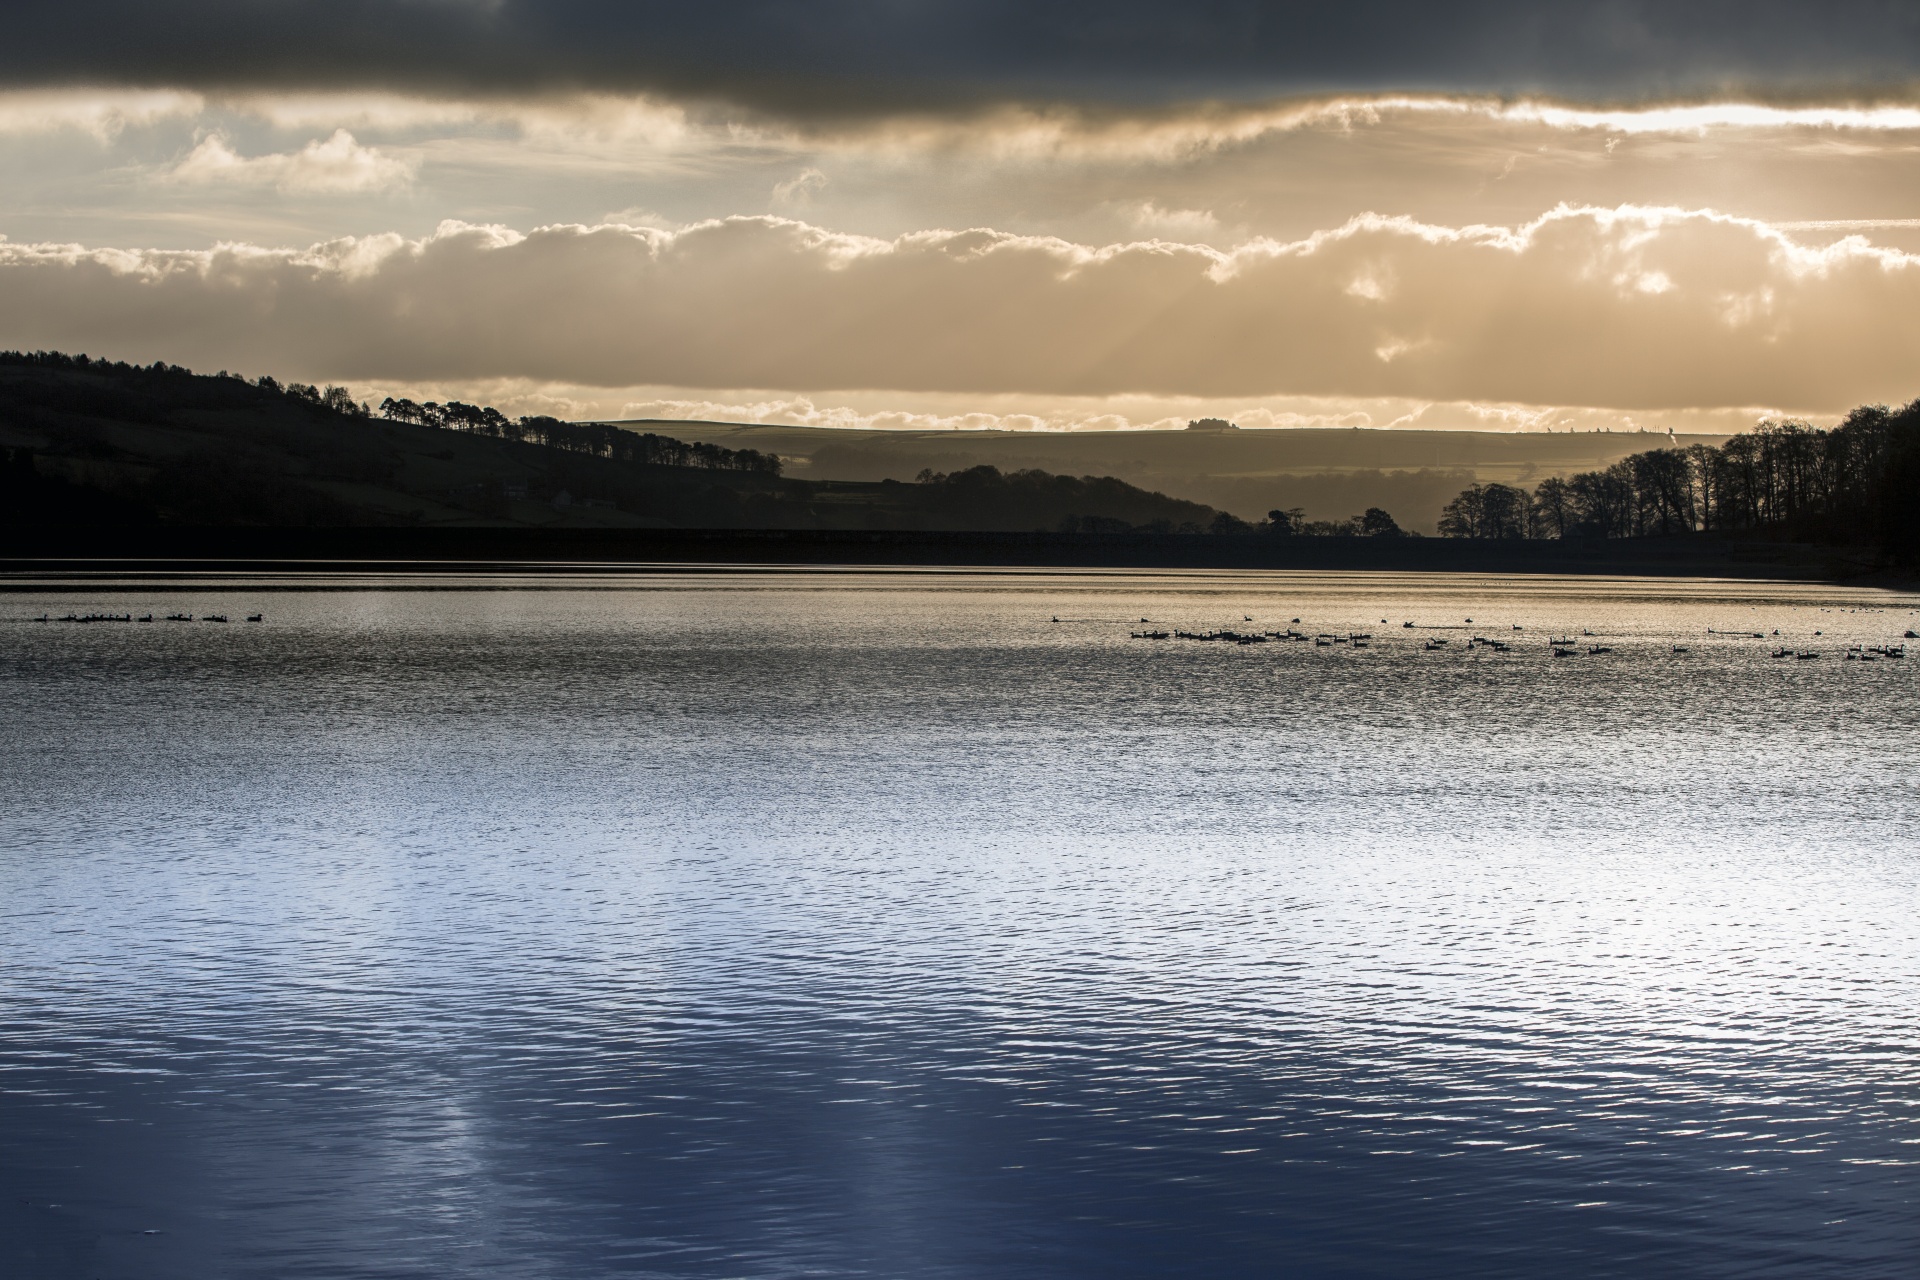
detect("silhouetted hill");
top-left (619, 419), bottom-right (1735, 532)
top-left (0, 353), bottom-right (1225, 536)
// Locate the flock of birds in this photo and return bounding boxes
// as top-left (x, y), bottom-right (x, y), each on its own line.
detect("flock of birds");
top-left (33, 612), bottom-right (264, 624)
top-left (1091, 613), bottom-right (1914, 662)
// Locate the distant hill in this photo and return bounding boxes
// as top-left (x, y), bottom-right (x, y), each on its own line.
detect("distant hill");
top-left (0, 353), bottom-right (1225, 535)
top-left (615, 420), bottom-right (1736, 533)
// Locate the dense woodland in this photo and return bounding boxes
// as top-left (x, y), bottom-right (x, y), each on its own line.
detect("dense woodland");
top-left (1435, 409), bottom-right (1920, 561)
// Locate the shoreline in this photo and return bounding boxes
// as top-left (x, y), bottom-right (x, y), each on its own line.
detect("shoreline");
top-left (0, 527), bottom-right (1904, 586)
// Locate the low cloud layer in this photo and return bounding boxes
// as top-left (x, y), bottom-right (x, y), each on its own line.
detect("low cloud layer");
top-left (6, 2), bottom-right (1920, 112)
top-left (2, 207), bottom-right (1916, 412)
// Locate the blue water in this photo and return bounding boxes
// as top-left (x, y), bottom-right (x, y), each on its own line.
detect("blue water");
top-left (3, 569), bottom-right (1918, 1278)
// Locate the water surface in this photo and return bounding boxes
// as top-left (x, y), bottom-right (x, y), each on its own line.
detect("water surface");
top-left (3, 569), bottom-right (1918, 1278)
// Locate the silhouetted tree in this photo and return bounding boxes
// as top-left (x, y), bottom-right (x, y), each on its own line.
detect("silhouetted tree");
top-left (1439, 484), bottom-right (1527, 537)
top-left (1529, 475), bottom-right (1573, 539)
top-left (1265, 507), bottom-right (1303, 535)
top-left (1359, 507), bottom-right (1402, 536)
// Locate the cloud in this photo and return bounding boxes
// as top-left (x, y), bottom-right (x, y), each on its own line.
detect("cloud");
top-left (5, 3), bottom-right (1920, 113)
top-left (2, 207), bottom-right (1918, 411)
top-left (0, 88), bottom-right (204, 139)
top-left (167, 129), bottom-right (417, 193)
top-left (11, 87), bottom-right (1920, 177)
top-left (1124, 201), bottom-right (1220, 237)
top-left (771, 168), bottom-right (829, 208)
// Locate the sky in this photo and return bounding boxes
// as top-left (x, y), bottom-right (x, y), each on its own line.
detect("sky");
top-left (5, 1), bottom-right (1920, 432)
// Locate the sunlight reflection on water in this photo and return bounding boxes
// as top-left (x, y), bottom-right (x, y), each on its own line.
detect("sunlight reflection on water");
top-left (2, 570), bottom-right (1917, 1278)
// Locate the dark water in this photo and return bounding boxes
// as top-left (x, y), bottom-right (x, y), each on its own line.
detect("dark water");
top-left (3, 569), bottom-right (1918, 1279)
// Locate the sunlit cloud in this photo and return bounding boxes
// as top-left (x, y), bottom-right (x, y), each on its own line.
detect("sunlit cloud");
top-left (2, 206), bottom-right (1915, 412)
top-left (166, 129), bottom-right (417, 193)
top-left (1123, 201), bottom-right (1221, 237)
top-left (1773, 218), bottom-right (1920, 230)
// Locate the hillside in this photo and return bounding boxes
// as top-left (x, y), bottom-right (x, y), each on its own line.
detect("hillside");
top-left (0, 354), bottom-right (1223, 535)
top-left (621, 420), bottom-right (1736, 532)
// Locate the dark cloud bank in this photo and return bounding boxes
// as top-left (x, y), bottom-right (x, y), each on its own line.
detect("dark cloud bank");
top-left (6, 1), bottom-right (1920, 110)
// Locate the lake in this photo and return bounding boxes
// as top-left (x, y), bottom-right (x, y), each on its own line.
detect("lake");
top-left (2, 568), bottom-right (1917, 1278)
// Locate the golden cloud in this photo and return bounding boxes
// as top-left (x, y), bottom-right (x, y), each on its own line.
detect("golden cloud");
top-left (1, 206), bottom-right (1915, 411)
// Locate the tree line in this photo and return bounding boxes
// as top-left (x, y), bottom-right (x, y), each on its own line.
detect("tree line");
top-left (1438, 406), bottom-right (1920, 561)
top-left (378, 398), bottom-right (781, 475)
top-left (1265, 506), bottom-right (1405, 537)
top-left (3, 349), bottom-right (367, 417)
top-left (1, 351), bottom-right (781, 477)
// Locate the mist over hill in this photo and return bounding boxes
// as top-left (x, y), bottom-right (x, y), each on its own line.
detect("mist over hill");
top-left (619, 420), bottom-right (1734, 534)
